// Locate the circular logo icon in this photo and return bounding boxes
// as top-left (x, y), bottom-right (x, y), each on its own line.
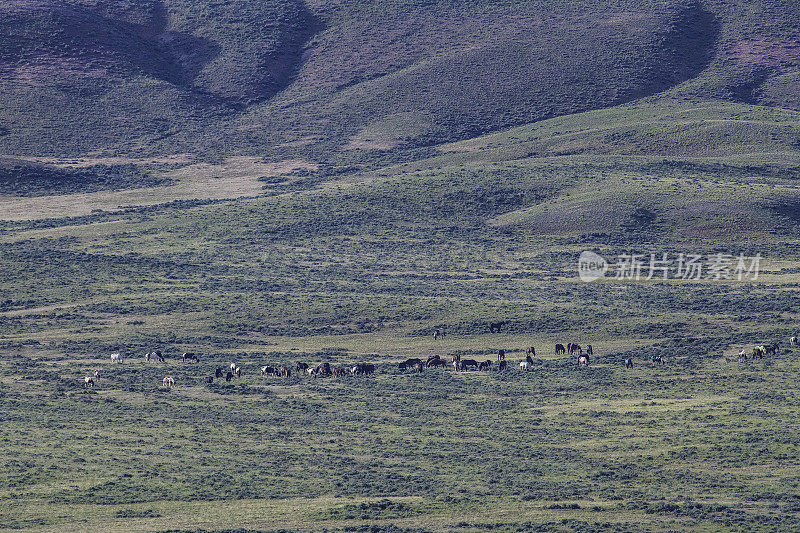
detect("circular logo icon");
top-left (578, 251), bottom-right (608, 282)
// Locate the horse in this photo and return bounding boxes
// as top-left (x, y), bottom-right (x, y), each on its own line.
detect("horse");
top-left (234, 366), bottom-right (241, 377)
top-left (478, 360), bottom-right (492, 371)
top-left (279, 365), bottom-right (291, 377)
top-left (525, 347), bottom-right (535, 358)
top-left (399, 358), bottom-right (423, 371)
top-left (261, 366), bottom-right (276, 376)
top-left (498, 349), bottom-right (506, 362)
top-left (110, 353), bottom-right (122, 363)
top-left (316, 362), bottom-right (331, 376)
top-left (351, 363), bottom-right (375, 375)
top-left (791, 336), bottom-right (798, 347)
top-left (498, 360), bottom-right (507, 371)
top-left (426, 354), bottom-right (442, 367)
top-left (578, 355), bottom-right (589, 366)
top-left (84, 376), bottom-right (94, 388)
top-left (215, 367), bottom-right (224, 378)
top-left (225, 371), bottom-right (234, 382)
top-left (413, 361), bottom-right (424, 373)
top-left (296, 362), bottom-right (309, 374)
top-left (586, 345), bottom-right (593, 356)
top-left (519, 361), bottom-right (530, 372)
top-left (489, 321), bottom-right (504, 333)
top-left (182, 352), bottom-right (199, 363)
top-left (93, 370), bottom-right (100, 378)
top-left (651, 355), bottom-right (663, 365)
top-left (526, 354), bottom-right (534, 365)
top-left (154, 351), bottom-right (164, 362)
top-left (163, 376), bottom-right (175, 388)
top-left (433, 327), bottom-right (445, 340)
top-left (624, 357), bottom-right (633, 368)
top-left (738, 350), bottom-right (748, 361)
top-left (204, 376), bottom-right (214, 384)
top-left (555, 344), bottom-right (565, 355)
top-left (144, 352), bottom-right (151, 363)
top-left (332, 367), bottom-right (345, 377)
top-left (428, 359), bottom-right (447, 369)
top-left (460, 359), bottom-right (478, 371)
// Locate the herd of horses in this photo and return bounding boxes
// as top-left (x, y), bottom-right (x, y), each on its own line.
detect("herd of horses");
top-left (84, 335), bottom-right (791, 388)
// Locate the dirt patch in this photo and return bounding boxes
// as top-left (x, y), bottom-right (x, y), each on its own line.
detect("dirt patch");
top-left (732, 38), bottom-right (800, 67)
top-left (0, 157), bottom-right (317, 221)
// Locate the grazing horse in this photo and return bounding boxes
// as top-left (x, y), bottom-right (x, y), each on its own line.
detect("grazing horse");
top-left (225, 371), bottom-right (234, 382)
top-left (182, 352), bottom-right (199, 363)
top-left (110, 353), bottom-right (122, 363)
top-left (215, 367), bottom-right (224, 378)
top-left (279, 365), bottom-right (291, 377)
top-left (234, 366), bottom-right (241, 377)
top-left (332, 367), bottom-right (345, 377)
top-left (526, 354), bottom-right (534, 365)
top-left (651, 355), bottom-right (663, 365)
top-left (413, 361), bottom-right (424, 373)
top-left (498, 349), bottom-right (506, 362)
top-left (738, 350), bottom-right (748, 361)
top-left (498, 360), bottom-right (507, 371)
top-left (569, 343), bottom-right (582, 356)
top-left (555, 344), bottom-right (565, 355)
top-left (433, 327), bottom-right (445, 340)
top-left (145, 352), bottom-right (151, 363)
top-left (307, 367), bottom-right (317, 377)
top-left (163, 376), bottom-right (175, 388)
top-left (519, 361), bottom-right (530, 372)
top-left (489, 321), bottom-right (504, 333)
top-left (93, 370), bottom-right (101, 378)
top-left (155, 351), bottom-right (164, 362)
top-left (261, 366), bottom-right (276, 376)
top-left (753, 346), bottom-right (765, 359)
top-left (586, 345), bottom-right (593, 356)
top-left (316, 362), bottom-right (332, 376)
top-left (399, 358), bottom-right (423, 371)
top-left (351, 363), bottom-right (375, 375)
top-left (230, 363), bottom-right (237, 373)
top-left (624, 357), bottom-right (633, 368)
top-left (791, 336), bottom-right (798, 347)
top-left (84, 376), bottom-right (94, 388)
top-left (428, 358), bottom-right (447, 369)
top-left (525, 347), bottom-right (535, 358)
top-left (426, 354), bottom-right (442, 368)
top-left (296, 362), bottom-right (309, 374)
top-left (578, 355), bottom-right (589, 366)
top-left (478, 360), bottom-right (492, 371)
top-left (204, 376), bottom-right (214, 384)
top-left (460, 359), bottom-right (478, 371)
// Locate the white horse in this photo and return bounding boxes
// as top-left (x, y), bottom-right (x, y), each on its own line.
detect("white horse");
top-left (791, 336), bottom-right (797, 347)
top-left (84, 376), bottom-right (94, 388)
top-left (110, 353), bottom-right (122, 363)
top-left (230, 363), bottom-right (237, 373)
top-left (163, 376), bottom-right (175, 388)
top-left (519, 361), bottom-right (530, 372)
top-left (578, 355), bottom-right (589, 366)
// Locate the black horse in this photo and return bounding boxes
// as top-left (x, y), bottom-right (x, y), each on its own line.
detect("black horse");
top-left (399, 358), bottom-right (423, 371)
top-left (489, 321), bottom-right (504, 333)
top-left (555, 344), bottom-right (565, 355)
